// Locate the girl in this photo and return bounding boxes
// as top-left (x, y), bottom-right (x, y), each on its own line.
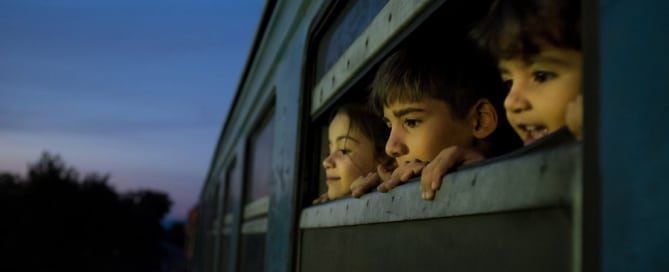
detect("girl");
top-left (313, 103), bottom-right (394, 204)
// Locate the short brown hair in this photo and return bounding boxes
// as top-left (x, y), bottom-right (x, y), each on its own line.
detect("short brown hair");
top-left (370, 41), bottom-right (504, 120)
top-left (471, 0), bottom-right (581, 59)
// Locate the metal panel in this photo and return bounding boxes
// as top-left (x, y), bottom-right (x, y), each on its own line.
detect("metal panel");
top-left (243, 196), bottom-right (270, 220)
top-left (263, 1), bottom-right (329, 272)
top-left (241, 217), bottom-right (269, 235)
top-left (300, 208), bottom-right (571, 272)
top-left (599, 0), bottom-right (669, 271)
top-left (239, 233), bottom-right (267, 272)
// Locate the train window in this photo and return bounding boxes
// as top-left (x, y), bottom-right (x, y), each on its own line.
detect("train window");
top-left (203, 183), bottom-right (219, 272)
top-left (313, 0), bottom-right (388, 81)
top-left (218, 159), bottom-right (238, 272)
top-left (239, 107), bottom-right (275, 272)
top-left (309, 0), bottom-right (444, 117)
top-left (244, 110), bottom-right (275, 204)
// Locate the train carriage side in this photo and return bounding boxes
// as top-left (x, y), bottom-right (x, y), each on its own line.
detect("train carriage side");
top-left (298, 0), bottom-right (579, 271)
top-left (192, 0), bottom-right (669, 271)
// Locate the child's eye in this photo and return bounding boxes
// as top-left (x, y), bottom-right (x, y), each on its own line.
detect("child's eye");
top-left (339, 149), bottom-right (351, 155)
top-left (404, 119), bottom-right (420, 128)
top-left (532, 71), bottom-right (557, 83)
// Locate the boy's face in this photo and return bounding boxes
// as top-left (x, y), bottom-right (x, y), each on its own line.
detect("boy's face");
top-left (322, 113), bottom-right (377, 200)
top-left (499, 46), bottom-right (582, 145)
top-left (383, 98), bottom-right (473, 165)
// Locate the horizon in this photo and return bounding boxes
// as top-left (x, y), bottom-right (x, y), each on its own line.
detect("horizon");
top-left (0, 0), bottom-right (266, 221)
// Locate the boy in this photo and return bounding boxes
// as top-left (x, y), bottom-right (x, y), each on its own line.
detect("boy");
top-left (350, 41), bottom-right (521, 198)
top-left (418, 0), bottom-right (583, 200)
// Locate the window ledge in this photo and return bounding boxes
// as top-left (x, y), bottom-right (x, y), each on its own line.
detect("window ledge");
top-left (300, 143), bottom-right (581, 228)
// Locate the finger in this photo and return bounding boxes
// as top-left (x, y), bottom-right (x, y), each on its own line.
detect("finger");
top-left (351, 173), bottom-right (378, 197)
top-left (421, 163), bottom-right (439, 200)
top-left (377, 164), bottom-right (393, 182)
top-left (423, 189), bottom-right (435, 200)
top-left (350, 175), bottom-right (367, 191)
top-left (377, 177), bottom-right (397, 193)
top-left (400, 162), bottom-right (425, 181)
top-left (384, 178), bottom-right (400, 190)
top-left (376, 182), bottom-right (387, 193)
top-left (429, 147), bottom-right (458, 191)
top-left (421, 163), bottom-right (433, 198)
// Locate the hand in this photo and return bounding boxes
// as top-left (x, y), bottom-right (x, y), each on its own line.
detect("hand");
top-left (351, 172), bottom-right (380, 198)
top-left (376, 160), bottom-right (396, 182)
top-left (350, 162), bottom-right (396, 197)
top-left (312, 192), bottom-right (330, 205)
top-left (565, 94), bottom-right (583, 140)
top-left (420, 146), bottom-right (485, 200)
top-left (377, 160), bottom-right (426, 193)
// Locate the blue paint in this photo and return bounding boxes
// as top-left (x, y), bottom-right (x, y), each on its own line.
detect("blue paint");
top-left (600, 0), bottom-right (669, 270)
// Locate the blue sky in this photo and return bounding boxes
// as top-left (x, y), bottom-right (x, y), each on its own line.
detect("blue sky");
top-left (0, 0), bottom-right (266, 220)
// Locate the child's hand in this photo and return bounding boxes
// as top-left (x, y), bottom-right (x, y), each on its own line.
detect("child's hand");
top-left (565, 94), bottom-right (583, 140)
top-left (351, 172), bottom-right (380, 198)
top-left (312, 192), bottom-right (330, 205)
top-left (421, 146), bottom-right (485, 200)
top-left (350, 162), bottom-right (395, 197)
top-left (377, 160), bottom-right (426, 192)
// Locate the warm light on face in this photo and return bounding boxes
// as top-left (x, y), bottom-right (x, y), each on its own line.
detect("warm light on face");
top-left (500, 47), bottom-right (582, 145)
top-left (322, 113), bottom-right (377, 200)
top-left (383, 98), bottom-right (474, 164)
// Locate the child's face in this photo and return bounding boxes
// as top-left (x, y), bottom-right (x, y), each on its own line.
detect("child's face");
top-left (383, 98), bottom-right (473, 165)
top-left (322, 113), bottom-right (377, 200)
top-left (499, 46), bottom-right (582, 145)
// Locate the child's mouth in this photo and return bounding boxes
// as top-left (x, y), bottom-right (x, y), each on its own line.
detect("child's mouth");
top-left (326, 176), bottom-right (340, 183)
top-left (519, 124), bottom-right (548, 145)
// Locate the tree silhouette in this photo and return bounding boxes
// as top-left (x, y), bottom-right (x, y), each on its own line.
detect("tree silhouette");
top-left (0, 151), bottom-right (183, 272)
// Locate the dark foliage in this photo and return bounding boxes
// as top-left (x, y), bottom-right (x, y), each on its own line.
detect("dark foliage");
top-left (0, 152), bottom-right (185, 272)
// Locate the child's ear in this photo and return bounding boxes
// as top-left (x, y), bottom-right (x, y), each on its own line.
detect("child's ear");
top-left (470, 98), bottom-right (498, 140)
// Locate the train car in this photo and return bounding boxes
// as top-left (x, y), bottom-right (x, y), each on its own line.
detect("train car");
top-left (191, 0), bottom-right (669, 271)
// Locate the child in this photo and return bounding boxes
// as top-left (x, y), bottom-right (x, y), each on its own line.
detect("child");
top-left (351, 41), bottom-right (522, 199)
top-left (473, 0), bottom-right (582, 145)
top-left (419, 0), bottom-right (583, 200)
top-left (312, 103), bottom-right (394, 204)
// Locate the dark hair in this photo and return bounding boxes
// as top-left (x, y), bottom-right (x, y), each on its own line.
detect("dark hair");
top-left (370, 41), bottom-right (504, 120)
top-left (471, 0), bottom-right (581, 59)
top-left (331, 103), bottom-right (392, 164)
top-left (369, 40), bottom-right (521, 156)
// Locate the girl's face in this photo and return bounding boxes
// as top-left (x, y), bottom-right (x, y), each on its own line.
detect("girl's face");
top-left (499, 46), bottom-right (582, 145)
top-left (322, 113), bottom-right (377, 200)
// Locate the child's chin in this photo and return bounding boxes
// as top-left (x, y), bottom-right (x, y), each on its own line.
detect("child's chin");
top-left (327, 190), bottom-right (347, 200)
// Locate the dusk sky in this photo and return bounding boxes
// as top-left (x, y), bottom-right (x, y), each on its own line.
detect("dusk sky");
top-left (0, 0), bottom-right (266, 221)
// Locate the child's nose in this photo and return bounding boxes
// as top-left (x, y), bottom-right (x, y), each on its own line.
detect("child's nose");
top-left (504, 82), bottom-right (531, 113)
top-left (322, 154), bottom-right (335, 169)
top-left (385, 129), bottom-right (408, 158)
